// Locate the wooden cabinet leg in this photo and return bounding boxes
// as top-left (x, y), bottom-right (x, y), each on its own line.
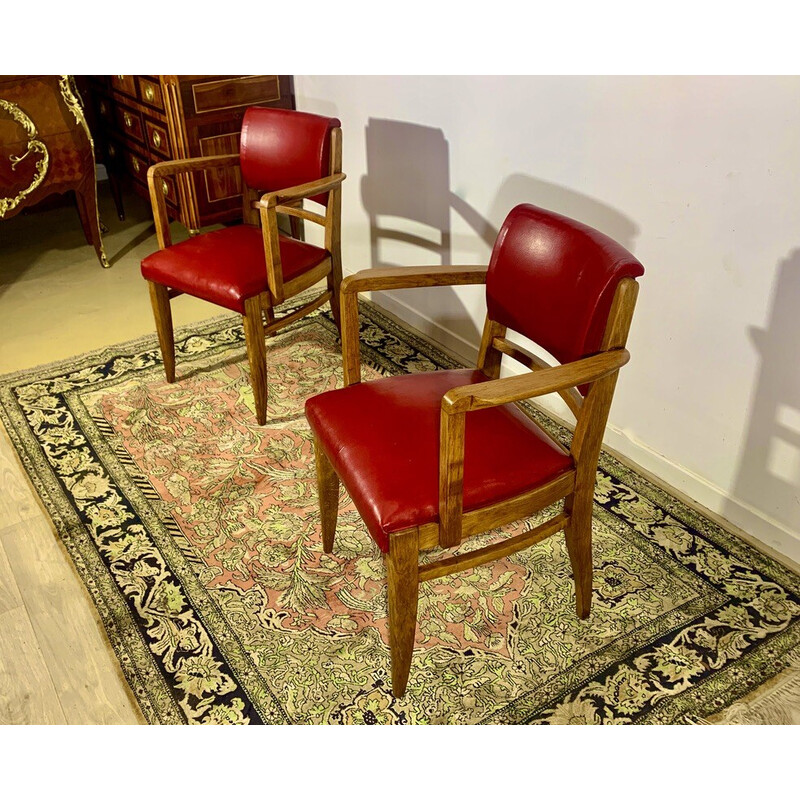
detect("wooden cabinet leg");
top-left (74, 176), bottom-right (109, 268)
top-left (243, 295), bottom-right (268, 425)
top-left (386, 527), bottom-right (420, 698)
top-left (564, 494), bottom-right (593, 619)
top-left (314, 437), bottom-right (339, 553)
top-left (106, 168), bottom-right (125, 221)
top-left (327, 257), bottom-right (343, 334)
top-left (147, 281), bottom-right (176, 383)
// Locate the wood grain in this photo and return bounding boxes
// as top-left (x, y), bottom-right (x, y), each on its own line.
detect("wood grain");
top-left (438, 406), bottom-right (466, 547)
top-left (314, 437), bottom-right (340, 553)
top-left (442, 348), bottom-right (630, 414)
top-left (341, 264), bottom-right (487, 294)
top-left (491, 336), bottom-right (583, 417)
top-left (0, 605), bottom-right (66, 724)
top-left (147, 281), bottom-right (176, 382)
top-left (242, 295), bottom-right (268, 426)
top-left (0, 518), bottom-right (143, 724)
top-left (0, 428), bottom-right (40, 529)
top-left (0, 537), bottom-right (23, 616)
top-left (476, 317), bottom-right (506, 379)
top-left (386, 527), bottom-right (420, 698)
top-left (418, 512), bottom-right (569, 582)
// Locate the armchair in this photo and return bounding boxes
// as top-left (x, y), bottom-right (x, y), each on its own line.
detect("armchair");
top-left (140, 107), bottom-right (345, 424)
top-left (305, 203), bottom-right (644, 697)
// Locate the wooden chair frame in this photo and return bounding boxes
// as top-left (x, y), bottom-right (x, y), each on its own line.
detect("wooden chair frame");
top-left (314, 264), bottom-right (639, 696)
top-left (144, 127), bottom-right (345, 425)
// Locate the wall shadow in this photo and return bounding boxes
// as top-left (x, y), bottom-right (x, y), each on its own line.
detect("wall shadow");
top-left (359, 118), bottom-right (642, 361)
top-left (487, 173), bottom-right (640, 254)
top-left (728, 249), bottom-right (800, 535)
top-left (361, 118), bottom-right (492, 351)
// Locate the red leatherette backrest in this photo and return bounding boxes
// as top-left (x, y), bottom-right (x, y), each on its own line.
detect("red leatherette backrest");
top-left (240, 107), bottom-right (341, 206)
top-left (486, 204), bottom-right (644, 376)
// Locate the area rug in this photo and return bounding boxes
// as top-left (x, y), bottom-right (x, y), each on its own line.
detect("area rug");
top-left (1, 298), bottom-right (799, 724)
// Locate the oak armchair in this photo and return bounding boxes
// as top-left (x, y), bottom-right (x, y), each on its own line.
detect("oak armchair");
top-left (141, 107), bottom-right (345, 424)
top-left (305, 203), bottom-right (644, 697)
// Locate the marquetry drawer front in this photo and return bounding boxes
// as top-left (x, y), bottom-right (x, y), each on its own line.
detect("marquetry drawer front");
top-left (125, 150), bottom-right (148, 184)
top-left (145, 119), bottom-right (170, 157)
top-left (137, 77), bottom-right (164, 111)
top-left (159, 175), bottom-right (178, 205)
top-left (191, 75), bottom-right (281, 114)
top-left (111, 74), bottom-right (137, 98)
top-left (115, 104), bottom-right (144, 145)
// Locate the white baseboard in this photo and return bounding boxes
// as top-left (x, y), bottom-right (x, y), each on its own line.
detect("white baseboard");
top-left (364, 286), bottom-right (800, 569)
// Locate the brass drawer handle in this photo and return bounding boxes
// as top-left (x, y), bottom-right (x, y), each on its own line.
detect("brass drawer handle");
top-left (107, 144), bottom-right (116, 157)
top-left (99, 101), bottom-right (108, 115)
top-left (152, 130), bottom-right (162, 148)
top-left (161, 179), bottom-right (169, 196)
top-left (131, 156), bottom-right (140, 173)
top-left (124, 111), bottom-right (133, 128)
top-left (117, 75), bottom-right (125, 80)
top-left (144, 85), bottom-right (155, 102)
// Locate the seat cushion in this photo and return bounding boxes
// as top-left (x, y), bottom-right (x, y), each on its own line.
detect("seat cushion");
top-left (305, 369), bottom-right (574, 552)
top-left (141, 224), bottom-right (329, 313)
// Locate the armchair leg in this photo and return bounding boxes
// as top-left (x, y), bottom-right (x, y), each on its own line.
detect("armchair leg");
top-left (564, 495), bottom-right (594, 619)
top-left (243, 295), bottom-right (268, 425)
top-left (147, 281), bottom-right (176, 382)
top-left (260, 292), bottom-right (276, 337)
top-left (314, 437), bottom-right (339, 553)
top-left (386, 527), bottom-right (420, 698)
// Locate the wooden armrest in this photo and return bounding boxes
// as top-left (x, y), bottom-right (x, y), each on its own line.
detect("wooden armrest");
top-left (342, 265), bottom-right (488, 294)
top-left (145, 154), bottom-right (241, 249)
top-left (340, 264), bottom-right (487, 387)
top-left (147, 153), bottom-right (241, 180)
top-left (256, 173), bottom-right (346, 208)
top-left (437, 348), bottom-right (630, 548)
top-left (442, 349), bottom-right (631, 414)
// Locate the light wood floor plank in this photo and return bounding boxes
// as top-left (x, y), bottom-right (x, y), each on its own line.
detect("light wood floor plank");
top-left (0, 426), bottom-right (41, 529)
top-left (0, 516), bottom-right (143, 725)
top-left (0, 536), bottom-right (23, 616)
top-left (0, 605), bottom-right (67, 724)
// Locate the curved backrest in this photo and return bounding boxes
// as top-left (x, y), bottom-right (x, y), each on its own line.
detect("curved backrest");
top-left (240, 107), bottom-right (341, 206)
top-left (486, 204), bottom-right (644, 367)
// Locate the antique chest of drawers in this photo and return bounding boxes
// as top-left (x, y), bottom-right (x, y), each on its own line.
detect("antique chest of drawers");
top-left (1, 75), bottom-right (108, 266)
top-left (85, 75), bottom-right (295, 230)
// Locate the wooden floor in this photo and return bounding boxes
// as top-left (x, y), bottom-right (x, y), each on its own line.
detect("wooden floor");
top-left (0, 187), bottom-right (217, 724)
top-left (0, 426), bottom-right (144, 724)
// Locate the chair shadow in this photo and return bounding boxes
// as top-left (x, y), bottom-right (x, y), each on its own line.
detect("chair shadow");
top-left (727, 249), bottom-right (800, 535)
top-left (360, 118), bottom-right (641, 359)
top-left (360, 118), bottom-right (487, 351)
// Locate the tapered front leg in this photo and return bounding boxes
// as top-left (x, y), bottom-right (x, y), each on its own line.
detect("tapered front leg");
top-left (314, 437), bottom-right (339, 553)
top-left (243, 295), bottom-right (268, 425)
top-left (564, 494), bottom-right (594, 619)
top-left (147, 281), bottom-right (175, 382)
top-left (386, 527), bottom-right (420, 698)
top-left (75, 174), bottom-right (109, 268)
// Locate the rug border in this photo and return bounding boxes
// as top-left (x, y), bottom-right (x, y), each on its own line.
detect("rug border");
top-left (1, 297), bottom-right (799, 724)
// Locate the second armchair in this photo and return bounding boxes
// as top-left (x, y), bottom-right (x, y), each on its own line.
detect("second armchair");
top-left (140, 107), bottom-right (345, 424)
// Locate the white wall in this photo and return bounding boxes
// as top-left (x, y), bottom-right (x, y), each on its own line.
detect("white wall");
top-left (295, 75), bottom-right (800, 562)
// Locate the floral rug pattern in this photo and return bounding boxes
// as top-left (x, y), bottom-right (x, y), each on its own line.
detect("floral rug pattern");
top-left (1, 300), bottom-right (799, 724)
